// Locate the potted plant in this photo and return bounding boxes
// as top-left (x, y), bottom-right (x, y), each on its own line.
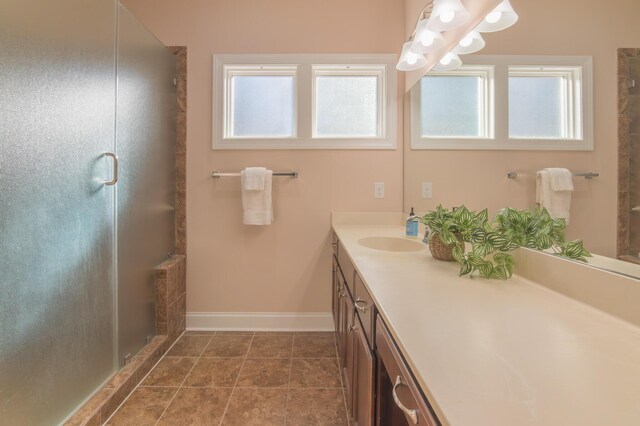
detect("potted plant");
top-left (422, 206), bottom-right (591, 279)
top-left (420, 205), bottom-right (488, 262)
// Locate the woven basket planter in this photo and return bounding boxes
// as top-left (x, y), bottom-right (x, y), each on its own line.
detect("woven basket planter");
top-left (428, 233), bottom-right (463, 262)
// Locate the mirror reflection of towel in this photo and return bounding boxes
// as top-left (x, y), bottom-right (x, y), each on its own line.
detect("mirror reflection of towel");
top-left (536, 168), bottom-right (573, 224)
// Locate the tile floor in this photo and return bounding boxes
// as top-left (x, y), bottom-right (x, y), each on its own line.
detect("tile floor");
top-left (105, 332), bottom-right (349, 426)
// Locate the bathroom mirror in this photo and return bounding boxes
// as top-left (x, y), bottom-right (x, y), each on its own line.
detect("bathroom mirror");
top-left (402, 0), bottom-right (640, 279)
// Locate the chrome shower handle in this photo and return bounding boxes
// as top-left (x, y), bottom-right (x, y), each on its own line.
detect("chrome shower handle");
top-left (104, 152), bottom-right (118, 186)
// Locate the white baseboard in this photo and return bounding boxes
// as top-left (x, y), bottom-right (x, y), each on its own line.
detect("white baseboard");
top-left (186, 312), bottom-right (334, 332)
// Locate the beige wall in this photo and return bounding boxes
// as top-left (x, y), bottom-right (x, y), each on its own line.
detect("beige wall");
top-left (121, 0), bottom-right (405, 314)
top-left (405, 0), bottom-right (640, 257)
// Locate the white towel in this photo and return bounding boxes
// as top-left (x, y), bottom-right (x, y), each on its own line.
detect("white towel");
top-left (243, 167), bottom-right (267, 190)
top-left (536, 169), bottom-right (573, 224)
top-left (241, 169), bottom-right (273, 225)
top-left (545, 167), bottom-right (574, 191)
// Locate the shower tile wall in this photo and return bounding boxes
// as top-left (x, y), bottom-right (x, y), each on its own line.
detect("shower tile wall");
top-left (167, 46), bottom-right (187, 256)
top-left (619, 49), bottom-right (640, 259)
top-left (156, 255), bottom-right (187, 342)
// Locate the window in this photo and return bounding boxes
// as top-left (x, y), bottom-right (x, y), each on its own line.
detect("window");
top-left (313, 66), bottom-right (384, 138)
top-left (226, 66), bottom-right (297, 138)
top-left (419, 67), bottom-right (493, 139)
top-left (508, 66), bottom-right (582, 140)
top-left (411, 55), bottom-right (593, 150)
top-left (213, 54), bottom-right (397, 149)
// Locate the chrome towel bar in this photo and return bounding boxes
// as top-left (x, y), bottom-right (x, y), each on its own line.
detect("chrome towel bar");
top-left (507, 171), bottom-right (599, 180)
top-left (211, 170), bottom-right (298, 178)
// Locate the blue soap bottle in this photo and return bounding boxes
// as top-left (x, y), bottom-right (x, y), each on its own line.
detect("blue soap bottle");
top-left (406, 207), bottom-right (419, 238)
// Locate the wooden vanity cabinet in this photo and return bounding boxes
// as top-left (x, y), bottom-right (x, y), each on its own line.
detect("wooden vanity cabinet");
top-left (333, 236), bottom-right (376, 426)
top-left (375, 317), bottom-right (438, 426)
top-left (332, 233), bottom-right (436, 426)
top-left (353, 315), bottom-right (375, 426)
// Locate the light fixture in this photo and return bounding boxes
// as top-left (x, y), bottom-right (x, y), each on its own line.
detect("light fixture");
top-left (476, 0), bottom-right (519, 33)
top-left (396, 41), bottom-right (427, 71)
top-left (433, 53), bottom-right (462, 71)
top-left (451, 30), bottom-right (485, 55)
top-left (427, 0), bottom-right (470, 32)
top-left (410, 19), bottom-right (445, 54)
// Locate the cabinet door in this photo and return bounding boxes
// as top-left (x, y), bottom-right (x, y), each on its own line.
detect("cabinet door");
top-left (375, 317), bottom-right (439, 426)
top-left (337, 271), bottom-right (349, 369)
top-left (332, 256), bottom-right (341, 335)
top-left (354, 317), bottom-right (375, 426)
top-left (343, 293), bottom-right (356, 418)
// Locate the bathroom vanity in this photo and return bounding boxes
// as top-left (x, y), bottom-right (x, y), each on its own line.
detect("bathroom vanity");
top-left (331, 212), bottom-right (640, 426)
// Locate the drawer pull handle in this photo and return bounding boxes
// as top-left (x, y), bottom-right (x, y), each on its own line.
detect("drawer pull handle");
top-left (348, 323), bottom-right (357, 333)
top-left (392, 376), bottom-right (418, 424)
top-left (354, 298), bottom-right (368, 313)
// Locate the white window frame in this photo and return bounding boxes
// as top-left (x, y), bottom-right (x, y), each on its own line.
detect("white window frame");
top-left (508, 66), bottom-right (582, 141)
top-left (411, 66), bottom-right (494, 147)
top-left (311, 65), bottom-right (386, 139)
top-left (224, 65), bottom-right (298, 140)
top-left (213, 54), bottom-right (397, 150)
top-left (410, 55), bottom-right (593, 151)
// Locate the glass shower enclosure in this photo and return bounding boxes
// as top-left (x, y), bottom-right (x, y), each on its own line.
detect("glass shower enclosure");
top-left (0, 1), bottom-right (176, 424)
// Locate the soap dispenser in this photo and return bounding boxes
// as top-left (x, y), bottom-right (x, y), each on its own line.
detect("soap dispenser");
top-left (406, 207), bottom-right (419, 238)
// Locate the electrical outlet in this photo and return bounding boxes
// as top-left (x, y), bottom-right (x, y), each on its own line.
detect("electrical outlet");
top-left (374, 182), bottom-right (385, 199)
top-left (421, 182), bottom-right (433, 199)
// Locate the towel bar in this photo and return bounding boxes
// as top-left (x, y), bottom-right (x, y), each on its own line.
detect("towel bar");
top-left (211, 170), bottom-right (298, 178)
top-left (507, 171), bottom-right (599, 179)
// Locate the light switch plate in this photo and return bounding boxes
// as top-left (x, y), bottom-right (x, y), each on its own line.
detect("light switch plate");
top-left (374, 182), bottom-right (385, 199)
top-left (421, 182), bottom-right (432, 199)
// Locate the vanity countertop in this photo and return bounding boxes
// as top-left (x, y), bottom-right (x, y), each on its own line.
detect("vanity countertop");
top-left (332, 216), bottom-right (640, 426)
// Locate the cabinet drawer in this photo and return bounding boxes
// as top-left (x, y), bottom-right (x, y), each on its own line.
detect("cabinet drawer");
top-left (375, 317), bottom-right (438, 426)
top-left (354, 272), bottom-right (375, 350)
top-left (331, 232), bottom-right (339, 256)
top-left (337, 240), bottom-right (355, 295)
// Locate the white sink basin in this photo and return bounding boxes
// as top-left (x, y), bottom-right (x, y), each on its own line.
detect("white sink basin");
top-left (358, 237), bottom-right (424, 252)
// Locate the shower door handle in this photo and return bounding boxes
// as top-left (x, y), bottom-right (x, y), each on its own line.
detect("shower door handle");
top-left (104, 152), bottom-right (118, 186)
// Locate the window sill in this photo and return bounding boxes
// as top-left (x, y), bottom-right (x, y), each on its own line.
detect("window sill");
top-left (213, 138), bottom-right (397, 150)
top-left (411, 138), bottom-right (593, 151)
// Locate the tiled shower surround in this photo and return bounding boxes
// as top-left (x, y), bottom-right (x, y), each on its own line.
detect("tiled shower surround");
top-left (105, 332), bottom-right (348, 425)
top-left (618, 48), bottom-right (640, 262)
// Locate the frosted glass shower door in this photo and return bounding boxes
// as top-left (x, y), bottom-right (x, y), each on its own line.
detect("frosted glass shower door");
top-left (116, 5), bottom-right (177, 365)
top-left (0, 0), bottom-right (117, 424)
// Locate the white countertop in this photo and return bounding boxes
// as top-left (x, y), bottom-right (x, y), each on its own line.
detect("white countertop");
top-left (332, 219), bottom-right (640, 426)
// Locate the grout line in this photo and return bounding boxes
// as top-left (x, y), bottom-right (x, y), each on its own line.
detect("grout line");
top-left (282, 332), bottom-right (295, 425)
top-left (103, 330), bottom-right (187, 425)
top-left (153, 333), bottom-right (215, 425)
top-left (218, 332), bottom-right (255, 425)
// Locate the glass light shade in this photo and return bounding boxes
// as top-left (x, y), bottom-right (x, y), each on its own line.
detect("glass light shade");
top-left (410, 19), bottom-right (445, 54)
top-left (476, 0), bottom-right (519, 33)
top-left (427, 0), bottom-right (470, 32)
top-left (452, 30), bottom-right (485, 54)
top-left (433, 53), bottom-right (462, 71)
top-left (397, 41), bottom-right (427, 71)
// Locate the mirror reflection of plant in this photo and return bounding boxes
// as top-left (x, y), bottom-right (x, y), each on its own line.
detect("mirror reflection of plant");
top-left (421, 205), bottom-right (591, 280)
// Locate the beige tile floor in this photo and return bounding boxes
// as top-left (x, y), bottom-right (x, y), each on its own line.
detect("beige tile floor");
top-left (105, 332), bottom-right (349, 426)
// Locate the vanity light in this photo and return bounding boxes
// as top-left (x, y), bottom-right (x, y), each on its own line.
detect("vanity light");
top-left (476, 0), bottom-right (519, 33)
top-left (410, 19), bottom-right (445, 54)
top-left (433, 52), bottom-right (462, 71)
top-left (427, 0), bottom-right (470, 32)
top-left (451, 30), bottom-right (485, 55)
top-left (396, 41), bottom-right (427, 71)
